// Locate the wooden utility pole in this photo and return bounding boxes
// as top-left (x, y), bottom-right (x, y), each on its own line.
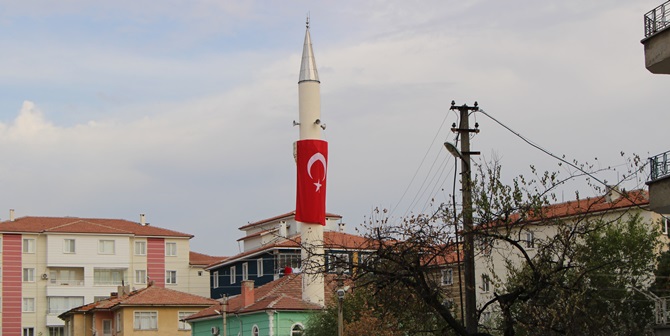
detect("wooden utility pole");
top-left (449, 101), bottom-right (480, 334)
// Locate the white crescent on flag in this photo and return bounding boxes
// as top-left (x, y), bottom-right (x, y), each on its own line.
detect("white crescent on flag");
top-left (306, 153), bottom-right (327, 192)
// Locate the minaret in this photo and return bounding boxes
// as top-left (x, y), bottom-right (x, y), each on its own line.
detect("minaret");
top-left (295, 17), bottom-right (326, 306)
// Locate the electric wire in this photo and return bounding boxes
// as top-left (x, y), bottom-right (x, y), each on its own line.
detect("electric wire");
top-left (389, 113), bottom-right (451, 219)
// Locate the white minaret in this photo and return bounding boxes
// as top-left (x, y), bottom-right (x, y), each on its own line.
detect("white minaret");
top-left (298, 17), bottom-right (325, 306)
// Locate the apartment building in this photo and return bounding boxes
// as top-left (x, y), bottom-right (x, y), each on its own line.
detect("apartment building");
top-left (0, 212), bottom-right (208, 336)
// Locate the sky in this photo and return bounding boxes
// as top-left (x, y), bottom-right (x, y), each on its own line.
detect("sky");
top-left (0, 1), bottom-right (667, 256)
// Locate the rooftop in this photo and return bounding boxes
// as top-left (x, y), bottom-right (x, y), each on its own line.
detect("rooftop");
top-left (0, 216), bottom-right (193, 238)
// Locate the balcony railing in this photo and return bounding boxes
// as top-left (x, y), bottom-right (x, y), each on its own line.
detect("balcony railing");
top-left (649, 150), bottom-right (670, 181)
top-left (645, 1), bottom-right (670, 38)
top-left (49, 279), bottom-right (85, 286)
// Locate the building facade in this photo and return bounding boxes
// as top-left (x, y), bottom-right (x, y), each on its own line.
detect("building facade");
top-left (206, 211), bottom-right (374, 299)
top-left (0, 213), bottom-right (211, 336)
top-left (474, 189), bottom-right (670, 323)
top-left (59, 283), bottom-right (216, 336)
top-left (185, 275), bottom-right (332, 336)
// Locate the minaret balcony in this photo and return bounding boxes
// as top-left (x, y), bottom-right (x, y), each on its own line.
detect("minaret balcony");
top-left (647, 150), bottom-right (670, 213)
top-left (642, 1), bottom-right (670, 74)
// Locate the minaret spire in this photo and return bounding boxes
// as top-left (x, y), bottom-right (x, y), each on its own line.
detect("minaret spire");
top-left (299, 15), bottom-right (320, 84)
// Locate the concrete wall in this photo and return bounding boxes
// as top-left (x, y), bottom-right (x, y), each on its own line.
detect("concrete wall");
top-left (643, 27), bottom-right (670, 74)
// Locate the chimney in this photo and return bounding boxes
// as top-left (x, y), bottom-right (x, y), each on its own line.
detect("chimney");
top-left (605, 185), bottom-right (622, 203)
top-left (241, 280), bottom-right (255, 307)
top-left (9, 209), bottom-right (15, 221)
top-left (278, 221), bottom-right (287, 238)
top-left (117, 285), bottom-right (130, 296)
top-left (140, 213), bottom-right (146, 226)
top-left (338, 222), bottom-right (346, 232)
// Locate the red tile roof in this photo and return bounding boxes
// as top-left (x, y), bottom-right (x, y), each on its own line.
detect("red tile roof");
top-left (238, 211), bottom-right (342, 230)
top-left (0, 216), bottom-right (193, 238)
top-left (480, 189), bottom-right (649, 229)
top-left (207, 231), bottom-right (375, 269)
top-left (190, 251), bottom-right (227, 266)
top-left (60, 284), bottom-right (216, 318)
top-left (185, 274), bottom-right (342, 321)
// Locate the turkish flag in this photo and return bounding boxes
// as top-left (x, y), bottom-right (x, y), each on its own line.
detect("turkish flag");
top-left (296, 139), bottom-right (328, 225)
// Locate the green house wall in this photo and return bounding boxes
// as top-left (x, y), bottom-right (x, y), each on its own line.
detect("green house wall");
top-left (190, 310), bottom-right (313, 336)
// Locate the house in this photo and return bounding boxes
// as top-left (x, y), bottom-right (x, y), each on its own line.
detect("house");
top-left (185, 274), bottom-right (339, 336)
top-left (206, 211), bottom-right (374, 299)
top-left (474, 188), bottom-right (669, 318)
top-left (59, 283), bottom-right (217, 335)
top-left (189, 251), bottom-right (228, 298)
top-left (0, 212), bottom-right (213, 336)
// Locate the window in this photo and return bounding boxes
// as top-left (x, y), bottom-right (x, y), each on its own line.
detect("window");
top-left (277, 253), bottom-right (301, 272)
top-left (23, 238), bottom-right (35, 253)
top-left (662, 217), bottom-right (669, 235)
top-left (135, 270), bottom-right (147, 284)
top-left (166, 270), bottom-right (177, 284)
top-left (230, 266), bottom-right (236, 284)
top-left (178, 311), bottom-right (196, 330)
top-left (98, 240), bottom-right (115, 254)
top-left (135, 241), bottom-right (146, 255)
top-left (94, 268), bottom-right (126, 285)
top-left (48, 327), bottom-right (65, 336)
top-left (524, 231), bottom-right (535, 249)
top-left (102, 320), bottom-right (112, 336)
top-left (478, 236), bottom-right (493, 256)
top-left (23, 297), bottom-right (35, 312)
top-left (134, 311), bottom-right (158, 330)
top-left (63, 239), bottom-right (75, 253)
top-left (165, 242), bottom-right (177, 256)
top-left (327, 253), bottom-right (350, 273)
top-left (252, 325), bottom-right (259, 336)
top-left (0, 237), bottom-right (3, 253)
top-left (116, 312), bottom-right (122, 332)
top-left (291, 323), bottom-right (305, 336)
top-left (242, 263), bottom-right (249, 281)
top-left (23, 268), bottom-right (35, 282)
top-left (50, 269), bottom-right (79, 286)
top-left (257, 258), bottom-right (264, 277)
top-left (47, 296), bottom-right (84, 315)
top-left (213, 271), bottom-right (219, 288)
top-left (482, 274), bottom-right (491, 293)
top-left (442, 268), bottom-right (454, 285)
top-left (23, 327), bottom-right (35, 336)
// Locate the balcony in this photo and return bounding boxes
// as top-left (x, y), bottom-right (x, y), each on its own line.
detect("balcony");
top-left (642, 1), bottom-right (670, 74)
top-left (47, 267), bottom-right (85, 287)
top-left (647, 150), bottom-right (670, 213)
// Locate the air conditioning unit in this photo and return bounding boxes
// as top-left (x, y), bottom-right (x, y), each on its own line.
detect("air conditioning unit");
top-left (41, 274), bottom-right (49, 280)
top-left (211, 326), bottom-right (220, 335)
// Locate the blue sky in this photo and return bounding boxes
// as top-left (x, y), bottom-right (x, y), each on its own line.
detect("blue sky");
top-left (0, 1), bottom-right (667, 256)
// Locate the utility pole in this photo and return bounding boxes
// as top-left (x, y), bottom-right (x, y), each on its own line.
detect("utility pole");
top-left (449, 100), bottom-right (480, 334)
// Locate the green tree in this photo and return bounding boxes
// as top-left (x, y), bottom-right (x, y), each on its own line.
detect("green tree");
top-left (502, 214), bottom-right (659, 336)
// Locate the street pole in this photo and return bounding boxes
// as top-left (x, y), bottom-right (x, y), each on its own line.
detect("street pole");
top-left (336, 268), bottom-right (345, 336)
top-left (449, 101), bottom-right (480, 334)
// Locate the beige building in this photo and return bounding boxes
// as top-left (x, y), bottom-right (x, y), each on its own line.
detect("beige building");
top-left (0, 213), bottom-right (214, 336)
top-left (59, 283), bottom-right (216, 336)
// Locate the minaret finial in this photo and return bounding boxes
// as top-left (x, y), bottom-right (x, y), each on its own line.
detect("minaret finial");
top-left (306, 13), bottom-right (310, 29)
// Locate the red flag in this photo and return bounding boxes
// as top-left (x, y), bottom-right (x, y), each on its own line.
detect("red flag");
top-left (296, 139), bottom-right (328, 225)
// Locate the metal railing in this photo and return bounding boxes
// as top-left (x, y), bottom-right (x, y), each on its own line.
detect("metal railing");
top-left (649, 150), bottom-right (670, 181)
top-left (645, 1), bottom-right (670, 38)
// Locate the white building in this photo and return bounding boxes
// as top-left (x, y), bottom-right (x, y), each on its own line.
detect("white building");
top-left (0, 212), bottom-right (214, 336)
top-left (474, 189), bottom-right (669, 321)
